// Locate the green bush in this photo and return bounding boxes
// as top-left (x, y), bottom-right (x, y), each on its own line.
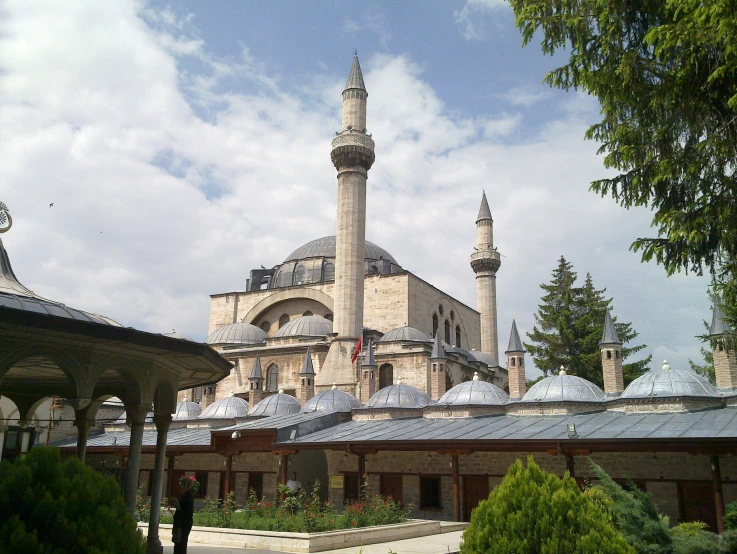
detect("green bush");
top-left (461, 456), bottom-right (633, 554)
top-left (725, 502), bottom-right (737, 531)
top-left (0, 447), bottom-right (145, 554)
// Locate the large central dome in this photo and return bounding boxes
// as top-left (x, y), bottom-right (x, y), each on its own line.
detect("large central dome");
top-left (284, 236), bottom-right (397, 265)
top-left (269, 236), bottom-right (401, 289)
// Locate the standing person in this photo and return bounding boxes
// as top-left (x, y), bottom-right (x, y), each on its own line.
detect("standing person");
top-left (286, 472), bottom-right (302, 494)
top-left (170, 476), bottom-right (196, 554)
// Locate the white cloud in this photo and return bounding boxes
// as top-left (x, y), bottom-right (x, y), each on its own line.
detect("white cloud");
top-left (0, 1), bottom-right (710, 380)
top-left (454, 0), bottom-right (510, 41)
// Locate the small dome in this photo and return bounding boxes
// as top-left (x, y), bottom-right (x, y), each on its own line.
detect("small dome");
top-left (249, 391), bottom-right (302, 417)
top-left (439, 375), bottom-right (508, 406)
top-left (206, 322), bottom-right (267, 346)
top-left (303, 389), bottom-right (361, 413)
top-left (112, 411), bottom-right (154, 425)
top-left (470, 350), bottom-right (498, 367)
top-left (522, 372), bottom-right (605, 403)
top-left (622, 363), bottom-right (719, 399)
top-left (164, 331), bottom-right (195, 341)
top-left (274, 315), bottom-right (333, 338)
top-left (198, 396), bottom-right (250, 419)
top-left (378, 327), bottom-right (430, 343)
top-left (367, 383), bottom-right (430, 409)
top-left (172, 400), bottom-right (203, 421)
top-left (448, 344), bottom-right (476, 361)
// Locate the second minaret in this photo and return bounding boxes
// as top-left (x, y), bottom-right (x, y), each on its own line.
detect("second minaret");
top-left (317, 54), bottom-right (375, 391)
top-left (470, 191), bottom-right (501, 363)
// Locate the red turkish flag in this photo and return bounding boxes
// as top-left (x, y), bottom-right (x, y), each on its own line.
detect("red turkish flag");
top-left (351, 337), bottom-right (363, 363)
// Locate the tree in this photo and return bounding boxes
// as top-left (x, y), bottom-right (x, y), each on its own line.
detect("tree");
top-left (460, 456), bottom-right (633, 554)
top-left (689, 320), bottom-right (716, 384)
top-left (0, 447), bottom-right (146, 554)
top-left (525, 256), bottom-right (651, 387)
top-left (508, 0), bottom-right (737, 333)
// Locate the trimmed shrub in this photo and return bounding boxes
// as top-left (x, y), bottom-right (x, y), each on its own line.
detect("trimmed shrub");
top-left (0, 447), bottom-right (145, 554)
top-left (461, 456), bottom-right (633, 554)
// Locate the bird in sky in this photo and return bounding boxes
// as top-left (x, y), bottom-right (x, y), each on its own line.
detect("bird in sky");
top-left (49, 203), bottom-right (54, 207)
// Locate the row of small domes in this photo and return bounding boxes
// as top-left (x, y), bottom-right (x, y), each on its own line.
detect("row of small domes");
top-left (120, 361), bottom-right (718, 426)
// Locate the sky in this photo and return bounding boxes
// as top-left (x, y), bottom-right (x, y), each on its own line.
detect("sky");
top-left (0, 0), bottom-right (714, 379)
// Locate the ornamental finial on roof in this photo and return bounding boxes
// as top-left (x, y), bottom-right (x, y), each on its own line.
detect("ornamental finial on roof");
top-left (559, 366), bottom-right (567, 375)
top-left (0, 203), bottom-right (11, 234)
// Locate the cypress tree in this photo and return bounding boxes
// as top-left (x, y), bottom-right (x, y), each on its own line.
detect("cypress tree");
top-left (525, 257), bottom-right (651, 388)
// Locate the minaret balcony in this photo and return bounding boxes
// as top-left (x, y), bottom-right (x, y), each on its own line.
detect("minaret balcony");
top-left (331, 131), bottom-right (376, 170)
top-left (470, 250), bottom-right (501, 273)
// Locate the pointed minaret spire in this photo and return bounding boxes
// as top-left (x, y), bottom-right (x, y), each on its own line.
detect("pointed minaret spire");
top-left (362, 339), bottom-right (377, 367)
top-left (248, 354), bottom-right (265, 406)
top-left (344, 53), bottom-right (366, 92)
top-left (600, 311), bottom-right (622, 345)
top-left (599, 311), bottom-right (623, 395)
top-left (431, 332), bottom-right (446, 360)
top-left (300, 348), bottom-right (316, 402)
top-left (250, 355), bottom-right (263, 380)
top-left (505, 320), bottom-right (526, 399)
top-left (471, 191), bottom-right (501, 363)
top-left (477, 190), bottom-right (492, 223)
top-left (710, 298), bottom-right (737, 389)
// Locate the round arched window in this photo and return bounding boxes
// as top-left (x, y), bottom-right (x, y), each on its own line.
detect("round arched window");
top-left (260, 321), bottom-right (271, 333)
top-left (279, 314), bottom-right (290, 328)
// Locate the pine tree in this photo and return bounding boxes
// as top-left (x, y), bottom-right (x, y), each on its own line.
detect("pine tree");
top-left (689, 320), bottom-right (716, 384)
top-left (525, 257), bottom-right (651, 388)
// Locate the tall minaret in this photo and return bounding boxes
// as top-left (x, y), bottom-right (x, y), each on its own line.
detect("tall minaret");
top-left (317, 54), bottom-right (375, 392)
top-left (470, 191), bottom-right (501, 363)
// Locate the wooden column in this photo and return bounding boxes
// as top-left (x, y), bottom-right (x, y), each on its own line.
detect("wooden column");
top-left (146, 414), bottom-right (171, 554)
top-left (358, 453), bottom-right (366, 500)
top-left (452, 454), bottom-right (460, 522)
top-left (711, 455), bottom-right (726, 534)
top-left (565, 453), bottom-right (575, 478)
top-left (223, 454), bottom-right (233, 500)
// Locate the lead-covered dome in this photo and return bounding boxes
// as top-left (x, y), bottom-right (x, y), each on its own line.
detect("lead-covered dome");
top-left (249, 390), bottom-right (302, 417)
top-left (173, 399), bottom-right (203, 421)
top-left (439, 375), bottom-right (508, 406)
top-left (269, 236), bottom-right (402, 289)
top-left (198, 396), bottom-right (250, 419)
top-left (285, 236), bottom-right (397, 265)
top-left (367, 383), bottom-right (430, 409)
top-left (164, 331), bottom-right (195, 341)
top-left (521, 371), bottom-right (605, 403)
top-left (622, 362), bottom-right (719, 399)
top-left (274, 315), bottom-right (333, 338)
top-left (206, 322), bottom-right (267, 346)
top-left (303, 388), bottom-right (361, 413)
top-left (378, 327), bottom-right (430, 343)
top-left (470, 351), bottom-right (498, 367)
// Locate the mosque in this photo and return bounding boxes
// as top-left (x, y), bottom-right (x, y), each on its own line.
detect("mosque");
top-left (40, 55), bottom-right (737, 532)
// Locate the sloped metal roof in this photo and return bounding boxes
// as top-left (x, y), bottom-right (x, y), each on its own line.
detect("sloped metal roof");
top-left (430, 332), bottom-right (446, 359)
top-left (288, 408), bottom-right (737, 445)
top-left (344, 54), bottom-right (366, 92)
top-left (506, 320), bottom-right (524, 353)
top-left (164, 331), bottom-right (195, 341)
top-left (710, 300), bottom-right (731, 336)
top-left (300, 347), bottom-right (315, 375)
top-left (52, 427), bottom-right (214, 449)
top-left (284, 236), bottom-right (397, 265)
top-left (471, 350), bottom-right (498, 367)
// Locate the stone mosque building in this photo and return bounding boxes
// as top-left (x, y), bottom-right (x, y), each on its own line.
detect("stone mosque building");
top-left (43, 55), bottom-right (737, 532)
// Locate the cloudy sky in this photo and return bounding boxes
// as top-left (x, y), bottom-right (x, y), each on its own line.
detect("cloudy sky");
top-left (0, 0), bottom-right (712, 378)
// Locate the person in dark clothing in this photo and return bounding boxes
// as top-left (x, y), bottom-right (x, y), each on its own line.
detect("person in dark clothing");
top-left (170, 476), bottom-right (195, 554)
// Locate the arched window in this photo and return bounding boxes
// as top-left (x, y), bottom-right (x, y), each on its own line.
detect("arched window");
top-left (266, 364), bottom-right (279, 392)
top-left (379, 364), bottom-right (394, 389)
top-left (324, 313), bottom-right (333, 321)
top-left (294, 265), bottom-right (306, 285)
top-left (450, 310), bottom-right (455, 321)
top-left (606, 350), bottom-right (612, 359)
top-left (260, 321), bottom-right (271, 333)
top-left (323, 262), bottom-right (335, 282)
top-left (438, 304), bottom-right (444, 316)
top-left (455, 325), bottom-right (462, 348)
top-left (279, 314), bottom-right (290, 328)
top-left (303, 311), bottom-right (313, 317)
top-left (444, 319), bottom-right (451, 344)
top-left (432, 314), bottom-right (439, 338)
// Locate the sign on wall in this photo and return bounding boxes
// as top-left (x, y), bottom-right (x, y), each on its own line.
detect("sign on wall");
top-left (329, 475), bottom-right (344, 489)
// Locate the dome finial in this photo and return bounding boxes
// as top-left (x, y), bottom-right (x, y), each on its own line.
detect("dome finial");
top-left (183, 395), bottom-right (188, 402)
top-left (473, 372), bottom-right (479, 381)
top-left (278, 388), bottom-right (284, 394)
top-left (332, 382), bottom-right (337, 390)
top-left (662, 360), bottom-right (671, 371)
top-left (559, 366), bottom-right (567, 376)
top-left (397, 377), bottom-right (402, 385)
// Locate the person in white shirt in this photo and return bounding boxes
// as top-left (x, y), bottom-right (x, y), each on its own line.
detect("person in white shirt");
top-left (286, 472), bottom-right (302, 494)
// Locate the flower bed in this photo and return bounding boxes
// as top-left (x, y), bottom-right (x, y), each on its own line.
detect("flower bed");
top-left (147, 482), bottom-right (412, 533)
